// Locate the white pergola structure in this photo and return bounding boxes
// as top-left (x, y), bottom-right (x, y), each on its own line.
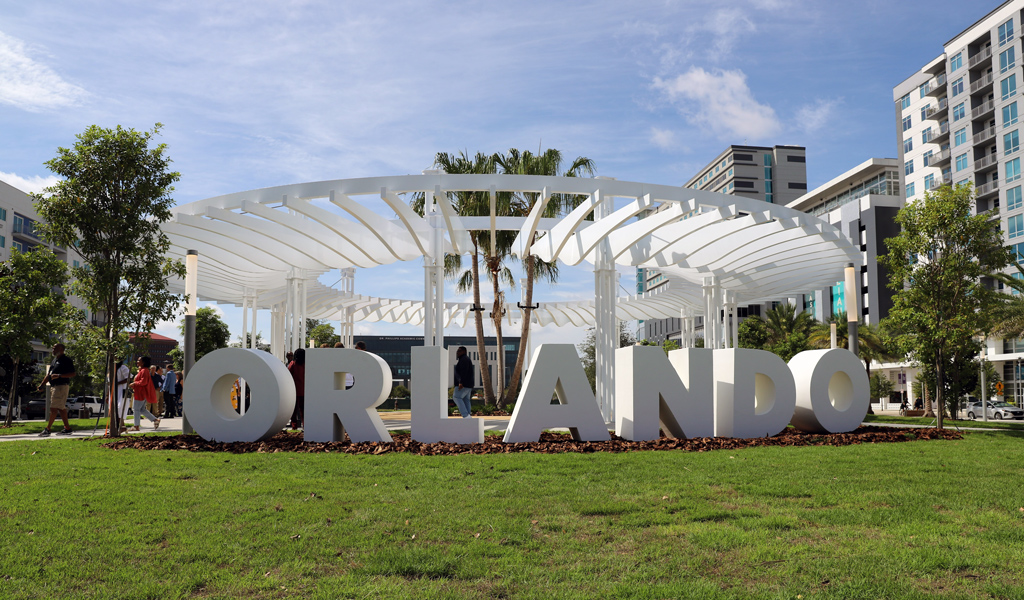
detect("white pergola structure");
top-left (163, 174), bottom-right (861, 422)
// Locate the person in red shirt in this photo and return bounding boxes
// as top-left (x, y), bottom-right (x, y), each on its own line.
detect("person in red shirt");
top-left (127, 356), bottom-right (161, 432)
top-left (288, 348), bottom-right (305, 430)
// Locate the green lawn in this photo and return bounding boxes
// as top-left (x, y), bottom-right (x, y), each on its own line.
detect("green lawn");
top-left (0, 418), bottom-right (110, 436)
top-left (1, 431), bottom-right (1022, 599)
top-left (864, 414), bottom-right (1024, 430)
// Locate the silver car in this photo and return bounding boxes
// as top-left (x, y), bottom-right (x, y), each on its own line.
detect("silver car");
top-left (966, 401), bottom-right (1024, 420)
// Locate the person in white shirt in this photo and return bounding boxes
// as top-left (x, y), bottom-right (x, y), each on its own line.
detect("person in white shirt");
top-left (115, 360), bottom-right (131, 422)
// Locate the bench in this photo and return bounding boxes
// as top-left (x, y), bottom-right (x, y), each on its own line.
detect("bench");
top-left (903, 410), bottom-right (925, 417)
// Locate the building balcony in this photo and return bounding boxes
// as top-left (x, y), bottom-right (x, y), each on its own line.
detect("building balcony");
top-left (977, 179), bottom-right (1000, 198)
top-left (970, 72), bottom-right (994, 94)
top-left (927, 173), bottom-right (953, 191)
top-left (975, 152), bottom-right (999, 171)
top-left (925, 98), bottom-right (949, 119)
top-left (969, 46), bottom-right (993, 69)
top-left (930, 149), bottom-right (952, 166)
top-left (924, 74), bottom-right (948, 97)
top-left (923, 122), bottom-right (950, 143)
top-left (971, 98), bottom-right (996, 120)
top-left (973, 125), bottom-right (996, 145)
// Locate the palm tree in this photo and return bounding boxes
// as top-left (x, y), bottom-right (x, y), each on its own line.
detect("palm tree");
top-left (760, 303), bottom-right (816, 361)
top-left (412, 151), bottom-right (499, 405)
top-left (495, 148), bottom-right (595, 403)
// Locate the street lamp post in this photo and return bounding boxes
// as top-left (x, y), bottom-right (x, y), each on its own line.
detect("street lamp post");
top-left (183, 250), bottom-right (198, 434)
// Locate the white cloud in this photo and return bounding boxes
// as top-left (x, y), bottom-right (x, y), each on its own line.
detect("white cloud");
top-left (0, 31), bottom-right (87, 111)
top-left (698, 8), bottom-right (756, 56)
top-left (652, 67), bottom-right (781, 141)
top-left (0, 171), bottom-right (59, 194)
top-left (795, 98), bottom-right (840, 134)
top-left (649, 127), bottom-right (677, 150)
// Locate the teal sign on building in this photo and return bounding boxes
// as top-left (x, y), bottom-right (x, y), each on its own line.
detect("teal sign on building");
top-left (831, 281), bottom-right (845, 316)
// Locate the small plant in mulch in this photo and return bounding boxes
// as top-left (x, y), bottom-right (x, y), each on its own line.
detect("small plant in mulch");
top-left (104, 426), bottom-right (962, 456)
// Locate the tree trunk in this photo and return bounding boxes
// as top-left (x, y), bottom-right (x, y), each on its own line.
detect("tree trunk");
top-left (5, 357), bottom-right (19, 427)
top-left (505, 249), bottom-right (536, 405)
top-left (491, 272), bottom-right (505, 410)
top-left (471, 249), bottom-right (494, 406)
top-left (864, 359), bottom-right (875, 415)
top-left (935, 352), bottom-right (945, 429)
top-left (923, 378), bottom-right (935, 418)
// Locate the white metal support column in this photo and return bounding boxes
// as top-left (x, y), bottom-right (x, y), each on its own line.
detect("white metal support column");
top-left (593, 189), bottom-right (617, 424)
top-left (250, 290), bottom-right (258, 349)
top-left (241, 290), bottom-right (249, 351)
top-left (702, 277), bottom-right (715, 349)
top-left (730, 293), bottom-right (739, 349)
top-left (299, 278), bottom-right (308, 347)
top-left (285, 275), bottom-right (295, 354)
top-left (433, 212), bottom-right (445, 349)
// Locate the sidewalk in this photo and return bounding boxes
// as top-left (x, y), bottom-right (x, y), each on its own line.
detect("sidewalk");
top-left (0, 412), bottom-right (514, 442)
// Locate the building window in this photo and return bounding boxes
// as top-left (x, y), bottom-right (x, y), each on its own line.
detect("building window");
top-left (1010, 214), bottom-right (1024, 239)
top-left (764, 154), bottom-right (772, 166)
top-left (1007, 130), bottom-right (1021, 155)
top-left (1009, 186), bottom-right (1023, 211)
top-left (1002, 47), bottom-right (1017, 73)
top-left (1014, 242), bottom-right (1024, 262)
top-left (1002, 74), bottom-right (1018, 101)
top-left (12, 241), bottom-right (23, 252)
top-left (954, 127), bottom-right (967, 146)
top-left (900, 93), bottom-right (911, 110)
top-left (1006, 102), bottom-right (1020, 126)
top-left (950, 52), bottom-right (963, 71)
top-left (920, 105), bottom-right (930, 121)
top-left (787, 182), bottom-right (807, 190)
top-left (949, 76), bottom-right (963, 97)
top-left (905, 159), bottom-right (914, 176)
top-left (903, 115), bottom-right (912, 131)
top-left (764, 167), bottom-right (772, 180)
top-left (1008, 157), bottom-right (1022, 183)
top-left (923, 150), bottom-right (934, 166)
top-left (0, 235), bottom-right (4, 248)
top-left (955, 153), bottom-right (969, 171)
top-left (919, 84), bottom-right (928, 99)
top-left (924, 173), bottom-right (935, 190)
top-left (0, 207), bottom-right (6, 221)
top-left (1000, 19), bottom-right (1015, 47)
top-left (786, 155), bottom-right (805, 163)
top-left (904, 137), bottom-right (913, 153)
top-left (13, 214), bottom-right (23, 234)
top-left (953, 102), bottom-right (966, 121)
top-left (922, 128), bottom-right (932, 144)
top-left (906, 182), bottom-right (915, 198)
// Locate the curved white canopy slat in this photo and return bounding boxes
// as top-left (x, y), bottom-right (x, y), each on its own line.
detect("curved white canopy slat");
top-left (163, 174), bottom-right (859, 327)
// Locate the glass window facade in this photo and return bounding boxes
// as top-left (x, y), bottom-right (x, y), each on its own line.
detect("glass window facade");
top-left (1007, 130), bottom-right (1021, 155)
top-left (1011, 214), bottom-right (1024, 239)
top-left (1002, 47), bottom-right (1017, 73)
top-left (1009, 186), bottom-right (1023, 211)
top-left (955, 127), bottom-right (967, 146)
top-left (999, 19), bottom-right (1015, 47)
top-left (1003, 74), bottom-right (1018, 101)
top-left (1006, 102), bottom-right (1020, 126)
top-left (808, 170), bottom-right (901, 216)
top-left (905, 159), bottom-right (914, 176)
top-left (950, 52), bottom-right (963, 71)
top-left (1008, 158), bottom-right (1022, 183)
top-left (953, 102), bottom-right (966, 120)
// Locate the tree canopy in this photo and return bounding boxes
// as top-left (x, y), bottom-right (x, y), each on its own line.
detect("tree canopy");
top-left (880, 183), bottom-right (1012, 427)
top-left (34, 124), bottom-right (186, 435)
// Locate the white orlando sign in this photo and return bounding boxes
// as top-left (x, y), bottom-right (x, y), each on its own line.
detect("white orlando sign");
top-left (183, 345), bottom-right (870, 444)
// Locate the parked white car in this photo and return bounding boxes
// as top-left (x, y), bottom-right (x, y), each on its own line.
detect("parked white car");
top-left (66, 396), bottom-right (104, 417)
top-left (966, 401), bottom-right (1024, 420)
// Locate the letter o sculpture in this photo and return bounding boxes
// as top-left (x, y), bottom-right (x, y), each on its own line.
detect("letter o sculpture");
top-left (788, 349), bottom-right (870, 433)
top-left (184, 348), bottom-right (296, 442)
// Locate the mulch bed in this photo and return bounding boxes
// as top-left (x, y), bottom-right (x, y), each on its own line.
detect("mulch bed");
top-left (103, 426), bottom-right (962, 456)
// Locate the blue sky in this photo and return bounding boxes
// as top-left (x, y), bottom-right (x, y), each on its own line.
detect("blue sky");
top-left (0, 0), bottom-right (1000, 348)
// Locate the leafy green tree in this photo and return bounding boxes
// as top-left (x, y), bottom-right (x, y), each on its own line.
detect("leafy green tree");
top-left (230, 332), bottom-right (271, 353)
top-left (183, 307), bottom-right (229, 362)
top-left (738, 316), bottom-right (769, 350)
top-left (1, 248), bottom-right (80, 426)
top-left (578, 322), bottom-right (635, 393)
top-left (496, 148), bottom-right (594, 405)
top-left (869, 372), bottom-right (894, 403)
top-left (638, 338), bottom-right (679, 354)
top-left (34, 124), bottom-right (186, 436)
top-left (309, 323), bottom-right (340, 347)
top-left (880, 183), bottom-right (1012, 428)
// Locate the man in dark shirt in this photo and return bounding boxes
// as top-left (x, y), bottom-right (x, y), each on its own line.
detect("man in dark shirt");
top-left (37, 343), bottom-right (75, 436)
top-left (452, 346), bottom-right (474, 418)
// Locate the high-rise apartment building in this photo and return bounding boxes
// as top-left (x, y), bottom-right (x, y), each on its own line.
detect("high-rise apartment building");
top-left (894, 0), bottom-right (1024, 402)
top-left (640, 145), bottom-right (808, 343)
top-left (786, 158), bottom-right (903, 326)
top-left (0, 178), bottom-right (93, 361)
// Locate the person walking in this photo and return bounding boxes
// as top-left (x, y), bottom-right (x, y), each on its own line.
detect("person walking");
top-left (161, 364), bottom-right (178, 418)
top-left (452, 346), bottom-right (474, 418)
top-left (150, 365), bottom-right (164, 418)
top-left (288, 348), bottom-right (305, 429)
top-left (37, 343), bottom-right (75, 436)
top-left (128, 357), bottom-right (160, 431)
top-left (114, 359), bottom-right (131, 433)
